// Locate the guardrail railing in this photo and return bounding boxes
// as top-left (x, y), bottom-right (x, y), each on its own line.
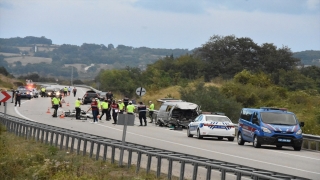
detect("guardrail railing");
top-left (0, 113), bottom-right (310, 180)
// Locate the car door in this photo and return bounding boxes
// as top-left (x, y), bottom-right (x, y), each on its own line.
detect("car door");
top-left (189, 115), bottom-right (202, 134)
top-left (157, 104), bottom-right (168, 122)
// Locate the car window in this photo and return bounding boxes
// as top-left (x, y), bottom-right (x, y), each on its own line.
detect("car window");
top-left (261, 112), bottom-right (297, 125)
top-left (205, 116), bottom-right (231, 122)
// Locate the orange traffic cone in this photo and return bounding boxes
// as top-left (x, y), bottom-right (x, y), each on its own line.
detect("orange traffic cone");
top-left (59, 113), bottom-right (65, 119)
top-left (46, 107), bottom-right (51, 114)
top-left (67, 102), bottom-right (70, 106)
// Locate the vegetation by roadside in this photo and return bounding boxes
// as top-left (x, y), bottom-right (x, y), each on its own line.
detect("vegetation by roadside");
top-left (0, 125), bottom-right (178, 180)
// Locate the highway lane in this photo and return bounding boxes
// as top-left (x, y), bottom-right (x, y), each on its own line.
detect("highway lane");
top-left (1, 86), bottom-right (319, 179)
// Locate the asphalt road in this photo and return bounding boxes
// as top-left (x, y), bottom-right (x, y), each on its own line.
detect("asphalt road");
top-left (1, 85), bottom-right (319, 179)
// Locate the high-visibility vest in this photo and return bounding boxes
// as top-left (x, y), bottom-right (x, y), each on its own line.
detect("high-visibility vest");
top-left (149, 103), bottom-right (154, 111)
top-left (118, 102), bottom-right (124, 110)
top-left (41, 88), bottom-right (45, 92)
top-left (75, 100), bottom-right (81, 108)
top-left (126, 104), bottom-right (135, 113)
top-left (101, 102), bottom-right (108, 109)
top-left (52, 97), bottom-right (60, 105)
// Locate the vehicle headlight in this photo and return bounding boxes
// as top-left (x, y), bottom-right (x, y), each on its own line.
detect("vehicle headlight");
top-left (48, 92), bottom-right (51, 95)
top-left (56, 92), bottom-right (60, 95)
top-left (296, 129), bottom-right (302, 135)
top-left (262, 127), bottom-right (271, 133)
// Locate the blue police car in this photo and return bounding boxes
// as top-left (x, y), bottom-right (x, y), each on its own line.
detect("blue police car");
top-left (237, 107), bottom-right (304, 151)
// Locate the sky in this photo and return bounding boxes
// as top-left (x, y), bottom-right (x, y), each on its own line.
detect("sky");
top-left (0, 0), bottom-right (319, 52)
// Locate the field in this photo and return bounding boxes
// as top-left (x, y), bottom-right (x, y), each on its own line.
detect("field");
top-left (4, 55), bottom-right (52, 66)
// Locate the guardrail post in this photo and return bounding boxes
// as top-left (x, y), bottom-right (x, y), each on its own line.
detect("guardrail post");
top-left (127, 149), bottom-right (132, 169)
top-left (77, 138), bottom-right (81, 155)
top-left (36, 128), bottom-right (40, 142)
top-left (41, 129), bottom-right (45, 143)
top-left (55, 133), bottom-right (59, 147)
top-left (65, 135), bottom-right (69, 150)
top-left (111, 146), bottom-right (115, 163)
top-left (192, 163), bottom-right (198, 180)
top-left (168, 159), bottom-right (173, 180)
top-left (179, 161), bottom-right (185, 180)
top-left (95, 143), bottom-right (100, 161)
top-left (136, 152), bottom-right (142, 174)
top-left (25, 125), bottom-right (28, 140)
top-left (19, 123), bottom-right (23, 136)
top-left (308, 141), bottom-right (311, 150)
top-left (156, 156), bottom-right (162, 178)
top-left (70, 136), bottom-right (75, 153)
top-left (60, 134), bottom-right (64, 150)
top-left (206, 166), bottom-right (211, 180)
top-left (83, 139), bottom-right (87, 156)
top-left (146, 154), bottom-right (152, 174)
top-left (220, 169), bottom-right (226, 180)
top-left (90, 141), bottom-right (94, 158)
top-left (15, 123), bottom-right (19, 136)
top-left (50, 131), bottom-right (54, 146)
top-left (32, 126), bottom-right (36, 140)
top-left (236, 172), bottom-right (242, 180)
top-left (103, 144), bottom-right (108, 162)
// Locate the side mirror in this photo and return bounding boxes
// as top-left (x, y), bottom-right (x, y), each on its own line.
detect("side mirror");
top-left (299, 122), bottom-right (304, 127)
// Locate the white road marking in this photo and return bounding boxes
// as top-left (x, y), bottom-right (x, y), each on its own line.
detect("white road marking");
top-left (14, 100), bottom-right (35, 121)
top-left (95, 123), bottom-right (320, 175)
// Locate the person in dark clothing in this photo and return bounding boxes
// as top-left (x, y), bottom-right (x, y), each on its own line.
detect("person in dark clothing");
top-left (15, 91), bottom-right (21, 107)
top-left (73, 87), bottom-right (77, 97)
top-left (106, 91), bottom-right (114, 101)
top-left (111, 100), bottom-right (119, 124)
top-left (106, 99), bottom-right (112, 120)
top-left (137, 102), bottom-right (147, 126)
top-left (11, 89), bottom-right (15, 103)
top-left (123, 95), bottom-right (129, 111)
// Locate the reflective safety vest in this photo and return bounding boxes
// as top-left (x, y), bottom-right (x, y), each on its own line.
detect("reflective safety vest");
top-left (41, 87), bottom-right (45, 92)
top-left (126, 104), bottom-right (135, 113)
top-left (75, 100), bottom-right (81, 108)
top-left (149, 103), bottom-right (154, 111)
top-left (52, 97), bottom-right (60, 105)
top-left (118, 102), bottom-right (124, 110)
top-left (63, 87), bottom-right (68, 91)
top-left (101, 102), bottom-right (108, 109)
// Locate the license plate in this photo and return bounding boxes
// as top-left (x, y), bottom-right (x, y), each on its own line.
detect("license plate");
top-left (278, 139), bottom-right (291, 142)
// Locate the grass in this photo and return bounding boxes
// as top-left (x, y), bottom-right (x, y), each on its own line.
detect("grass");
top-left (0, 125), bottom-right (179, 180)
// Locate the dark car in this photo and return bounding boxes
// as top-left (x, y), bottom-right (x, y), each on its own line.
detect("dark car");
top-left (82, 90), bottom-right (99, 104)
top-left (98, 91), bottom-right (107, 100)
top-left (18, 89), bottom-right (32, 99)
top-left (46, 87), bottom-right (61, 97)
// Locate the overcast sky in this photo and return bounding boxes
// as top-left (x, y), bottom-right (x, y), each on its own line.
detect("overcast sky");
top-left (0, 0), bottom-right (319, 52)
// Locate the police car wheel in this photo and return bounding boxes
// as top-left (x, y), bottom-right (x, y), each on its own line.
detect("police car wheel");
top-left (253, 136), bottom-right (261, 148)
top-left (187, 128), bottom-right (193, 137)
top-left (228, 137), bottom-right (234, 141)
top-left (293, 146), bottom-right (301, 151)
top-left (237, 133), bottom-right (245, 145)
top-left (197, 129), bottom-right (203, 139)
top-left (276, 145), bottom-right (282, 149)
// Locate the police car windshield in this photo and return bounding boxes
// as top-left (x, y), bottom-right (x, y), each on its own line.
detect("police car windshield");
top-left (205, 116), bottom-right (231, 122)
top-left (261, 112), bottom-right (297, 125)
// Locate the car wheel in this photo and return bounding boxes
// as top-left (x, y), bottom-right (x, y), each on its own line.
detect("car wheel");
top-left (217, 137), bottom-right (223, 140)
top-left (197, 129), bottom-right (203, 139)
top-left (187, 128), bottom-right (193, 138)
top-left (237, 132), bottom-right (245, 145)
top-left (253, 135), bottom-right (261, 148)
top-left (293, 146), bottom-right (301, 151)
top-left (228, 137), bottom-right (234, 141)
top-left (276, 145), bottom-right (282, 149)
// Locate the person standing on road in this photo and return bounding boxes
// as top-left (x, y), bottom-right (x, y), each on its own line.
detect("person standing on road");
top-left (126, 101), bottom-right (135, 114)
top-left (52, 95), bottom-right (61, 117)
top-left (63, 87), bottom-right (68, 96)
top-left (99, 98), bottom-right (109, 121)
top-left (96, 98), bottom-right (101, 116)
top-left (72, 87), bottom-right (77, 97)
top-left (87, 98), bottom-right (98, 123)
top-left (118, 99), bottom-right (124, 114)
top-left (111, 100), bottom-right (119, 124)
top-left (68, 86), bottom-right (71, 96)
top-left (138, 102), bottom-right (147, 126)
top-left (75, 97), bottom-right (82, 119)
top-left (11, 88), bottom-right (15, 103)
top-left (14, 91), bottom-right (21, 107)
top-left (41, 87), bottom-right (46, 97)
top-left (148, 101), bottom-right (155, 123)
top-left (106, 99), bottom-right (112, 120)
top-left (123, 95), bottom-right (129, 111)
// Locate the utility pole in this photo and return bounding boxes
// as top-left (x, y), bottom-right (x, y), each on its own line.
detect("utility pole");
top-left (71, 66), bottom-right (73, 86)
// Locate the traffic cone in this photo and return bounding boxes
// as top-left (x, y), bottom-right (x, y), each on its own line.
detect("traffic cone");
top-left (67, 102), bottom-right (70, 106)
top-left (59, 113), bottom-right (65, 119)
top-left (46, 107), bottom-right (51, 114)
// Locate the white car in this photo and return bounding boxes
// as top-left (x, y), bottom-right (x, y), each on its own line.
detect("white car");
top-left (187, 113), bottom-right (236, 141)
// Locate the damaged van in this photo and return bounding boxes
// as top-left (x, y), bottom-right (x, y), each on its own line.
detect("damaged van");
top-left (156, 101), bottom-right (201, 128)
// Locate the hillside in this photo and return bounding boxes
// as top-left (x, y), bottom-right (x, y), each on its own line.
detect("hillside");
top-left (0, 74), bottom-right (22, 90)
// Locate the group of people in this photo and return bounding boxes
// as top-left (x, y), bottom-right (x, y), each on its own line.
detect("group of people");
top-left (41, 86), bottom-right (78, 98)
top-left (75, 96), bottom-right (155, 126)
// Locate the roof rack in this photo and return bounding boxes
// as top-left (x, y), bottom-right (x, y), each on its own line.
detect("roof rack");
top-left (260, 107), bottom-right (287, 111)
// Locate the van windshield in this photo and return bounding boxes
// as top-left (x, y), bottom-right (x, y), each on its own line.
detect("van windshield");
top-left (260, 112), bottom-right (297, 125)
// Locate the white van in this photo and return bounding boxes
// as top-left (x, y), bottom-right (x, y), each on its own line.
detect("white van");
top-left (156, 101), bottom-right (201, 128)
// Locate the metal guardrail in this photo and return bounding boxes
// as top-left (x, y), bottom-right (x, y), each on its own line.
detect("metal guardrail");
top-left (0, 113), bottom-right (310, 180)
